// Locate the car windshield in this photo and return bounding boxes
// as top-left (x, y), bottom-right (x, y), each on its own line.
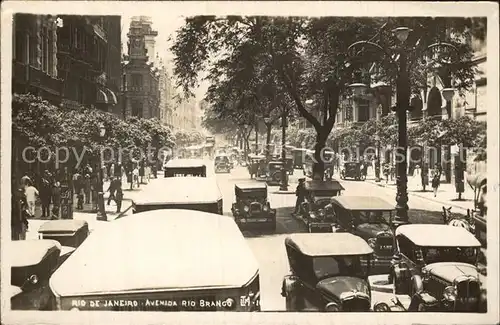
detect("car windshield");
top-left (421, 246), bottom-right (478, 265)
top-left (215, 156), bottom-right (229, 163)
top-left (312, 255), bottom-right (369, 280)
top-left (352, 211), bottom-right (390, 224)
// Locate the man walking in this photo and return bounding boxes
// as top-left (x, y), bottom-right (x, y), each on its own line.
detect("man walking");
top-left (107, 176), bottom-right (118, 205)
top-left (24, 180), bottom-right (39, 217)
top-left (115, 181), bottom-right (123, 214)
top-left (40, 170), bottom-right (52, 219)
top-left (292, 178), bottom-right (307, 216)
top-left (51, 181), bottom-right (61, 219)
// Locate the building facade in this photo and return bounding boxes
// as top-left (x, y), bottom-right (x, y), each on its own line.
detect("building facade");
top-left (12, 14), bottom-right (63, 105)
top-left (122, 16), bottom-right (160, 119)
top-left (158, 63), bottom-right (175, 128)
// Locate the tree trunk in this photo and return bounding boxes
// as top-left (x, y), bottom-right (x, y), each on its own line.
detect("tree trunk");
top-left (312, 129), bottom-right (328, 180)
top-left (265, 124), bottom-right (272, 161)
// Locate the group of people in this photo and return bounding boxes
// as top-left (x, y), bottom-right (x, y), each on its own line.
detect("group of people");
top-left (12, 170), bottom-right (62, 240)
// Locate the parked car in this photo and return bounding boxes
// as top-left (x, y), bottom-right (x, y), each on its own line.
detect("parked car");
top-left (340, 162), bottom-right (367, 181)
top-left (49, 210), bottom-right (261, 311)
top-left (132, 177), bottom-right (223, 215)
top-left (387, 224), bottom-right (484, 312)
top-left (330, 196), bottom-right (395, 274)
top-left (281, 233), bottom-right (375, 312)
top-left (231, 183), bottom-right (276, 231)
top-left (38, 219), bottom-right (89, 263)
top-left (10, 239), bottom-right (62, 310)
top-left (297, 180), bottom-right (344, 233)
top-left (214, 154), bottom-right (231, 173)
top-left (266, 161), bottom-right (286, 186)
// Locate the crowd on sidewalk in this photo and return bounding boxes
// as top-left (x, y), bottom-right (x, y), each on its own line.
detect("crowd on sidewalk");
top-left (11, 159), bottom-right (160, 241)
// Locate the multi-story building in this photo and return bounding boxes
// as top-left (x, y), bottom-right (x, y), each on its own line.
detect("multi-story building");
top-left (12, 14), bottom-right (121, 114)
top-left (158, 60), bottom-right (175, 128)
top-left (122, 16), bottom-right (160, 119)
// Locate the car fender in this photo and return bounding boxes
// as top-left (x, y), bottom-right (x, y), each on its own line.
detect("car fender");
top-left (392, 264), bottom-right (409, 283)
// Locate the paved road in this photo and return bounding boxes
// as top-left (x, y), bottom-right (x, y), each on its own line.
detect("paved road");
top-left (211, 163), bottom-right (457, 311)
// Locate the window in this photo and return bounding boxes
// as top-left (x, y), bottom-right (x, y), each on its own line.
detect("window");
top-left (47, 29), bottom-right (54, 75)
top-left (131, 74), bottom-right (143, 88)
top-left (357, 99), bottom-right (370, 122)
top-left (396, 235), bottom-right (414, 260)
top-left (132, 100), bottom-right (142, 117)
top-left (14, 30), bottom-right (26, 63)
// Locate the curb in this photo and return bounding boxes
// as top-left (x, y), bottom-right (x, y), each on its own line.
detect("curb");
top-left (366, 180), bottom-right (469, 212)
top-left (272, 190), bottom-right (296, 195)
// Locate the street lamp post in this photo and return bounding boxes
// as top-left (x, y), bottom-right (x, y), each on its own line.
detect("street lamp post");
top-left (97, 123), bottom-right (107, 221)
top-left (264, 116), bottom-right (272, 161)
top-left (279, 108), bottom-right (289, 191)
top-left (374, 134), bottom-right (381, 182)
top-left (442, 88), bottom-right (455, 184)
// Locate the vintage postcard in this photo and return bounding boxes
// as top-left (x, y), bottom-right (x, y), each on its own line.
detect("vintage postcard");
top-left (1, 1), bottom-right (498, 325)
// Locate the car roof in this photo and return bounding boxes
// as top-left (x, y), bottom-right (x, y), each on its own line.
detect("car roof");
top-left (249, 155), bottom-right (265, 159)
top-left (305, 180), bottom-right (344, 191)
top-left (133, 177), bottom-right (221, 205)
top-left (285, 233), bottom-right (373, 256)
top-left (9, 240), bottom-right (61, 267)
top-left (395, 224), bottom-right (481, 247)
top-left (331, 196), bottom-right (394, 211)
top-left (165, 159), bottom-right (206, 168)
top-left (235, 182), bottom-right (267, 190)
top-left (38, 219), bottom-right (88, 232)
top-left (269, 161), bottom-right (283, 164)
top-left (50, 210), bottom-right (259, 297)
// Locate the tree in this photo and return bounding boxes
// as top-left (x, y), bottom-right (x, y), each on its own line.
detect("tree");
top-left (172, 16), bottom-right (479, 179)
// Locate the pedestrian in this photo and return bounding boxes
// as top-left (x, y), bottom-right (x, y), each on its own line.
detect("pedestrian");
top-left (383, 163), bottom-right (390, 184)
top-left (110, 163), bottom-right (115, 181)
top-left (431, 173), bottom-right (440, 197)
top-left (51, 181), bottom-right (61, 219)
top-left (107, 176), bottom-right (117, 205)
top-left (133, 165), bottom-right (140, 188)
top-left (84, 173), bottom-right (91, 204)
top-left (115, 182), bottom-right (123, 213)
top-left (24, 180), bottom-right (39, 217)
top-left (292, 178), bottom-right (307, 216)
top-left (12, 188), bottom-right (29, 240)
top-left (40, 170), bottom-right (52, 219)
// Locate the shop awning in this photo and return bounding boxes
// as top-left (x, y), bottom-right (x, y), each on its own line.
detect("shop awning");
top-left (96, 89), bottom-right (108, 104)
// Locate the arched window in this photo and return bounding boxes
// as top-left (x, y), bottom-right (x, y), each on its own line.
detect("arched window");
top-left (427, 87), bottom-right (442, 117)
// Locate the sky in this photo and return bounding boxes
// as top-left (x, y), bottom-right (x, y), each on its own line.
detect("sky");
top-left (121, 14), bottom-right (208, 99)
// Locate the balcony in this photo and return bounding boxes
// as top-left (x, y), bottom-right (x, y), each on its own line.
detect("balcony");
top-left (13, 61), bottom-right (63, 96)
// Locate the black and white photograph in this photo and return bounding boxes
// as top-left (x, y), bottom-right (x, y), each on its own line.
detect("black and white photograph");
top-left (1, 2), bottom-right (498, 324)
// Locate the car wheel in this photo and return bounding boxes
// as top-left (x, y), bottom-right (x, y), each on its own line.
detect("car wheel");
top-left (361, 174), bottom-right (366, 181)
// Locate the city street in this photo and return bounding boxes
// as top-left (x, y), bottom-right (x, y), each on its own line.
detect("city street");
top-left (211, 163), bottom-right (464, 311)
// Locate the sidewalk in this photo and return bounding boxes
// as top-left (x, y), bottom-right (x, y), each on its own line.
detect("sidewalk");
top-left (364, 169), bottom-right (475, 212)
top-left (26, 176), bottom-right (155, 238)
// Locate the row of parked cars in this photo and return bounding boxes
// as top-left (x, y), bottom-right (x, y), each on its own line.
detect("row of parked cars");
top-left (9, 159), bottom-right (487, 313)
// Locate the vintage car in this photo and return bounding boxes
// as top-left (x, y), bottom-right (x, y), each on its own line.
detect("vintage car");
top-left (292, 148), bottom-right (308, 169)
top-left (340, 162), bottom-right (367, 181)
top-left (271, 156), bottom-right (294, 175)
top-left (330, 196), bottom-right (395, 274)
top-left (281, 233), bottom-right (375, 312)
top-left (387, 224), bottom-right (484, 312)
top-left (297, 180), bottom-right (344, 233)
top-left (266, 161), bottom-right (287, 186)
top-left (10, 239), bottom-right (62, 310)
top-left (50, 210), bottom-right (261, 311)
top-left (164, 159), bottom-right (207, 177)
top-left (247, 154), bottom-right (266, 179)
top-left (38, 219), bottom-right (89, 263)
top-left (214, 154), bottom-right (231, 173)
top-left (132, 177), bottom-right (223, 215)
top-left (231, 183), bottom-right (276, 231)
top-left (303, 150), bottom-right (336, 179)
